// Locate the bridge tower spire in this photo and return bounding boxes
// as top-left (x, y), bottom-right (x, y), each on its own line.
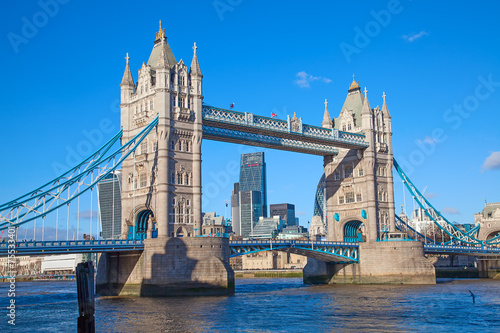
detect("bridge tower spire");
top-left (120, 53), bottom-right (135, 103)
top-left (321, 99), bottom-right (333, 129)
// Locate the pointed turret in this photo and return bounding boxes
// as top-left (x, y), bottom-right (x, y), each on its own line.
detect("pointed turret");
top-left (147, 21), bottom-right (177, 69)
top-left (156, 40), bottom-right (169, 69)
top-left (361, 87), bottom-right (372, 115)
top-left (120, 53), bottom-right (135, 88)
top-left (190, 42), bottom-right (202, 76)
top-left (382, 92), bottom-right (391, 118)
top-left (321, 99), bottom-right (333, 128)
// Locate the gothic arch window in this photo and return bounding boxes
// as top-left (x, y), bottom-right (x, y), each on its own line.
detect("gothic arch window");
top-left (171, 171), bottom-right (175, 184)
top-left (178, 140), bottom-right (182, 151)
top-left (185, 141), bottom-right (190, 152)
top-left (347, 123), bottom-right (352, 131)
top-left (177, 173), bottom-right (183, 185)
top-left (344, 165), bottom-right (353, 178)
top-left (358, 168), bottom-right (364, 177)
top-left (334, 171), bottom-right (340, 181)
top-left (171, 140), bottom-right (175, 150)
top-left (185, 173), bottom-right (190, 186)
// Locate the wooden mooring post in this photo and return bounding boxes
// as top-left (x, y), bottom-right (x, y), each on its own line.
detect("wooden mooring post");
top-left (76, 261), bottom-right (95, 333)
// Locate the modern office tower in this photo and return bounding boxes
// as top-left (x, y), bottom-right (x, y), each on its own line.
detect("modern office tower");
top-left (239, 190), bottom-right (262, 238)
top-left (97, 170), bottom-right (122, 239)
top-left (270, 203), bottom-right (296, 226)
top-left (231, 183), bottom-right (240, 235)
top-left (239, 152), bottom-right (267, 217)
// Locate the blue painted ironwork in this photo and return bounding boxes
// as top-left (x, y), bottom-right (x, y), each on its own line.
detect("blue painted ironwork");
top-left (394, 158), bottom-right (500, 246)
top-left (0, 115), bottom-right (159, 231)
top-left (135, 210), bottom-right (154, 240)
top-left (424, 244), bottom-right (500, 256)
top-left (0, 239), bottom-right (144, 256)
top-left (202, 105), bottom-right (369, 155)
top-left (229, 239), bottom-right (359, 263)
top-left (343, 220), bottom-right (364, 243)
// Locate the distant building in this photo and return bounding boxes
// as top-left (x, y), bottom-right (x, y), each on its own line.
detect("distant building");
top-left (270, 203), bottom-right (296, 227)
top-left (249, 216), bottom-right (285, 239)
top-left (239, 152), bottom-right (267, 217)
top-left (41, 254), bottom-right (83, 274)
top-left (241, 252), bottom-right (306, 270)
top-left (309, 215), bottom-right (326, 240)
top-left (202, 212), bottom-right (229, 236)
top-left (231, 183), bottom-right (240, 235)
top-left (277, 225), bottom-right (308, 239)
top-left (97, 171), bottom-right (122, 239)
top-left (239, 191), bottom-right (263, 238)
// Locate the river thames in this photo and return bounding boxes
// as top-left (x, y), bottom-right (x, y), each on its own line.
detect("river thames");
top-left (1, 278), bottom-right (499, 332)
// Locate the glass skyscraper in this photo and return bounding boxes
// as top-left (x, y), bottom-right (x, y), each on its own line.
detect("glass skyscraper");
top-left (97, 170), bottom-right (122, 239)
top-left (239, 152), bottom-right (267, 217)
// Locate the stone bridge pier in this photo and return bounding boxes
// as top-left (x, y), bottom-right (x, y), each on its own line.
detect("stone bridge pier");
top-left (96, 237), bottom-right (234, 296)
top-left (303, 241), bottom-right (436, 284)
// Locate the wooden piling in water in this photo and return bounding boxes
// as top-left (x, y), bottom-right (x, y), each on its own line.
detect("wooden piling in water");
top-left (76, 261), bottom-right (95, 333)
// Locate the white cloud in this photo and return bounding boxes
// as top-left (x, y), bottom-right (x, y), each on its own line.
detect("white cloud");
top-left (296, 211), bottom-right (307, 216)
top-left (294, 71), bottom-right (332, 88)
top-left (482, 151), bottom-right (500, 172)
top-left (402, 31), bottom-right (429, 42)
top-left (417, 136), bottom-right (439, 145)
top-left (424, 192), bottom-right (438, 199)
top-left (423, 136), bottom-right (438, 144)
top-left (442, 207), bottom-right (460, 215)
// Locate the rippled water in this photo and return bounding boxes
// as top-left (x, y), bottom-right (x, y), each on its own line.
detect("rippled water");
top-left (1, 278), bottom-right (499, 332)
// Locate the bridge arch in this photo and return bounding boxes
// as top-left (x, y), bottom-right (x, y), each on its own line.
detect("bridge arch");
top-left (135, 209), bottom-right (155, 240)
top-left (486, 230), bottom-right (500, 242)
top-left (341, 219), bottom-right (365, 243)
top-left (175, 226), bottom-right (188, 237)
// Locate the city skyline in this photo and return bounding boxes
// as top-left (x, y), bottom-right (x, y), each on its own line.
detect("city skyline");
top-left (1, 1), bottom-right (499, 230)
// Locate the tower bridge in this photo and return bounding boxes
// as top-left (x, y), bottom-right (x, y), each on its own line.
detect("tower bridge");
top-left (1, 23), bottom-right (500, 295)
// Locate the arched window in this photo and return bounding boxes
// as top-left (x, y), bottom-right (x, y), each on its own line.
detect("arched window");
top-left (178, 141), bottom-right (182, 150)
top-left (185, 141), bottom-right (190, 152)
top-left (334, 172), bottom-right (340, 180)
top-left (171, 172), bottom-right (175, 184)
top-left (177, 173), bottom-right (183, 185)
top-left (171, 140), bottom-right (175, 150)
top-left (185, 173), bottom-right (190, 185)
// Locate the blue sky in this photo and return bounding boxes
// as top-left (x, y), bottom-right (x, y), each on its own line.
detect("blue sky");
top-left (1, 0), bottom-right (499, 236)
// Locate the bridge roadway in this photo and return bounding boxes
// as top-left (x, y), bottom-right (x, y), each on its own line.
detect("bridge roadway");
top-left (1, 239), bottom-right (499, 258)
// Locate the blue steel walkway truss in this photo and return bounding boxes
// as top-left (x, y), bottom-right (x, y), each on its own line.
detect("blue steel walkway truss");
top-left (229, 240), bottom-right (359, 263)
top-left (202, 105), bottom-right (369, 156)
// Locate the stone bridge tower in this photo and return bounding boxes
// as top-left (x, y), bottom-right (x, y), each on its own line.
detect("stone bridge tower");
top-left (119, 22), bottom-right (203, 240)
top-left (322, 76), bottom-right (396, 242)
top-left (97, 23), bottom-right (234, 297)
